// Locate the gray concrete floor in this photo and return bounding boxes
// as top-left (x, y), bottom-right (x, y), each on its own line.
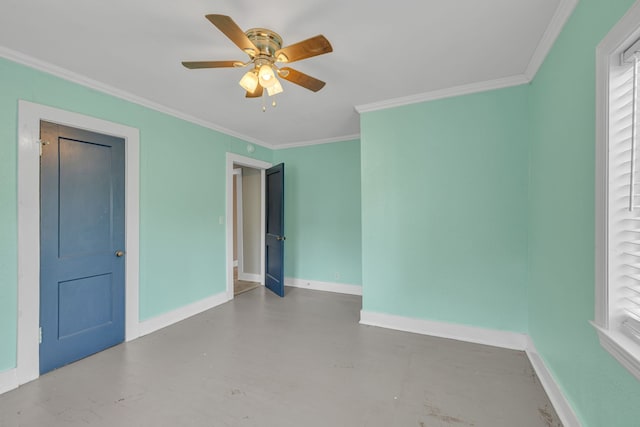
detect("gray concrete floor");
top-left (0, 287), bottom-right (562, 427)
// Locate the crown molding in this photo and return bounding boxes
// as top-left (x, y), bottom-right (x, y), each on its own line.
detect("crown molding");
top-left (354, 0), bottom-right (578, 115)
top-left (0, 46), bottom-right (274, 150)
top-left (354, 74), bottom-right (530, 114)
top-left (273, 133), bottom-right (361, 150)
top-left (524, 0), bottom-right (579, 80)
top-left (1, 0), bottom-right (578, 148)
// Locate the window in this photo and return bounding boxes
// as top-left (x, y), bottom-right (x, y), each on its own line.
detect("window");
top-left (594, 2), bottom-right (640, 380)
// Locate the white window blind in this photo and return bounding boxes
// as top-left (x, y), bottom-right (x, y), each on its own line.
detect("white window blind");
top-left (610, 40), bottom-right (640, 345)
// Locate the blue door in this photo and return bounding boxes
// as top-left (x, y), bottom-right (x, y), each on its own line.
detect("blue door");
top-left (265, 163), bottom-right (285, 297)
top-left (39, 121), bottom-right (126, 374)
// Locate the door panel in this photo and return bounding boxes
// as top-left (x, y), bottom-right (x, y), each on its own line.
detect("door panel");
top-left (265, 163), bottom-right (285, 297)
top-left (40, 121), bottom-right (125, 374)
top-left (58, 139), bottom-right (113, 256)
top-left (57, 274), bottom-right (114, 339)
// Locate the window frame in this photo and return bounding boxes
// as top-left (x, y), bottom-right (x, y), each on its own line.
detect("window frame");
top-left (594, 0), bottom-right (640, 381)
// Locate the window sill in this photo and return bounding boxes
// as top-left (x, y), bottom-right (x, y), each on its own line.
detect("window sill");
top-left (591, 321), bottom-right (640, 381)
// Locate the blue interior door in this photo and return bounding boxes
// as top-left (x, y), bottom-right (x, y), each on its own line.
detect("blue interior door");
top-left (39, 121), bottom-right (126, 374)
top-left (265, 163), bottom-right (285, 297)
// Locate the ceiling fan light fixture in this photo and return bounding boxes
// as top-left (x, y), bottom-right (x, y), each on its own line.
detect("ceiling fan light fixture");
top-left (239, 70), bottom-right (259, 92)
top-left (266, 79), bottom-right (283, 96)
top-left (258, 64), bottom-right (277, 88)
top-left (182, 14), bottom-right (333, 106)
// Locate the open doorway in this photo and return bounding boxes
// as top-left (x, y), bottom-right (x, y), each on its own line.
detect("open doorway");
top-left (225, 153), bottom-right (272, 300)
top-left (233, 166), bottom-right (261, 295)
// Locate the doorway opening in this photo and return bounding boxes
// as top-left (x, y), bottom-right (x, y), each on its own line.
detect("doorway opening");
top-left (225, 153), bottom-right (272, 300)
top-left (233, 166), bottom-right (261, 296)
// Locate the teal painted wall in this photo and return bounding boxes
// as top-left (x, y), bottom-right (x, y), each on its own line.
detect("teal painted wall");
top-left (0, 57), bottom-right (271, 372)
top-left (527, 0), bottom-right (640, 425)
top-left (360, 85), bottom-right (529, 332)
top-left (0, 64), bottom-right (19, 375)
top-left (274, 140), bottom-right (362, 285)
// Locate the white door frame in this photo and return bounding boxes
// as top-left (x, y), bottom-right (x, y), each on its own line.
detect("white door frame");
top-left (225, 153), bottom-right (271, 300)
top-left (233, 168), bottom-right (244, 273)
top-left (17, 100), bottom-right (140, 385)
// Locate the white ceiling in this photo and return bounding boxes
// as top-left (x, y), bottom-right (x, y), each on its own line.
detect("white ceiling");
top-left (0, 0), bottom-right (571, 148)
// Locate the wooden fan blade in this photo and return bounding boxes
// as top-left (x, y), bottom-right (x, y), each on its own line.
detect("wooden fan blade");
top-left (246, 85), bottom-right (264, 98)
top-left (275, 35), bottom-right (332, 63)
top-left (206, 14), bottom-right (259, 57)
top-left (279, 67), bottom-right (326, 92)
top-left (182, 61), bottom-right (241, 69)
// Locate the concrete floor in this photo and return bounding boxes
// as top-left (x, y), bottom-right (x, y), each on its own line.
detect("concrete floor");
top-left (0, 287), bottom-right (562, 427)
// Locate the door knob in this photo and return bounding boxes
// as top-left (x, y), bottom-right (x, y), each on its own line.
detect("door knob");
top-left (276, 236), bottom-right (286, 241)
top-left (115, 250), bottom-right (125, 257)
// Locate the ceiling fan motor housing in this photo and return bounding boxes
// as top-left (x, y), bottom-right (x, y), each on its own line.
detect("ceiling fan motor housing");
top-left (244, 28), bottom-right (283, 60)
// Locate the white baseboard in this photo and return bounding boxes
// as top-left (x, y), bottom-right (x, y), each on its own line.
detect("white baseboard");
top-left (359, 310), bottom-right (579, 426)
top-left (360, 310), bottom-right (528, 350)
top-left (285, 277), bottom-right (363, 296)
top-left (238, 272), bottom-right (262, 283)
top-left (525, 338), bottom-right (581, 427)
top-left (0, 368), bottom-right (17, 395)
top-left (138, 291), bottom-right (230, 337)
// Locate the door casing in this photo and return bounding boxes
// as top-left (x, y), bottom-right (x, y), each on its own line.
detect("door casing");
top-left (17, 100), bottom-right (140, 385)
top-left (233, 169), bottom-right (243, 272)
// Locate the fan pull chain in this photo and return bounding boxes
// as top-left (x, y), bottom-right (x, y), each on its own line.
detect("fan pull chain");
top-left (261, 95), bottom-right (277, 112)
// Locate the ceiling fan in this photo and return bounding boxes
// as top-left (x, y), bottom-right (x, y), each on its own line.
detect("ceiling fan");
top-left (182, 14), bottom-right (333, 100)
